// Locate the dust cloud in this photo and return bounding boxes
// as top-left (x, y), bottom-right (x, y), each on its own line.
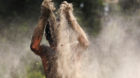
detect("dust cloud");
top-left (56, 10), bottom-right (140, 78)
top-left (0, 3), bottom-right (140, 78)
top-left (0, 19), bottom-right (41, 78)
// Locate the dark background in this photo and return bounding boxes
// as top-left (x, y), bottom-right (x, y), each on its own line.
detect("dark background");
top-left (0, 0), bottom-right (103, 34)
top-left (0, 0), bottom-right (139, 34)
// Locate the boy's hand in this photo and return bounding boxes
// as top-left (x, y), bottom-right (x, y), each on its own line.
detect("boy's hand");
top-left (60, 1), bottom-right (73, 13)
top-left (42, 0), bottom-right (55, 11)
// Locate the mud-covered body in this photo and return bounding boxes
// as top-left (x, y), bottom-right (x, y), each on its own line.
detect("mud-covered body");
top-left (30, 0), bottom-right (89, 78)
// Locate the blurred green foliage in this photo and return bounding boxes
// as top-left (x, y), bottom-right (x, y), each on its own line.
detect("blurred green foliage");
top-left (0, 0), bottom-right (103, 35)
top-left (119, 0), bottom-right (140, 12)
top-left (26, 61), bottom-right (45, 78)
top-left (0, 0), bottom-right (41, 16)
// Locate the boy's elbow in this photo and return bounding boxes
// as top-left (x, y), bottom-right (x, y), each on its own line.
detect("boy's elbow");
top-left (83, 40), bottom-right (89, 49)
top-left (30, 43), bottom-right (39, 52)
top-left (78, 36), bottom-right (89, 49)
